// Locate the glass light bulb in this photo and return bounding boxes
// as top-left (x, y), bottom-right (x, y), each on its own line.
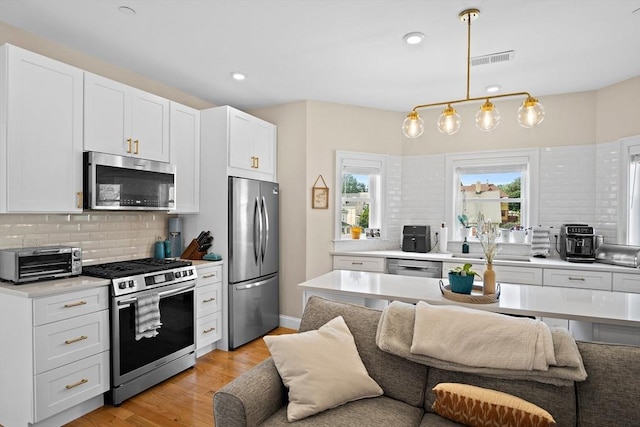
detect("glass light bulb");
top-left (475, 100), bottom-right (501, 131)
top-left (437, 105), bottom-right (461, 135)
top-left (402, 111), bottom-right (424, 138)
top-left (517, 96), bottom-right (545, 128)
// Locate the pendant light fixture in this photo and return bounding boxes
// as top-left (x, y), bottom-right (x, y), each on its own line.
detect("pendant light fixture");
top-left (402, 8), bottom-right (545, 139)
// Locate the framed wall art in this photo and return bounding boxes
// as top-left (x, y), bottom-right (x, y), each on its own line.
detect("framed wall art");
top-left (312, 175), bottom-right (329, 209)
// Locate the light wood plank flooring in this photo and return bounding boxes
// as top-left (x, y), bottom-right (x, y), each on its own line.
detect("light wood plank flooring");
top-left (65, 327), bottom-right (295, 426)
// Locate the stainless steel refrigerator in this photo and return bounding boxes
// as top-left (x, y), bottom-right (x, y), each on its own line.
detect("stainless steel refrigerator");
top-left (228, 176), bottom-right (280, 349)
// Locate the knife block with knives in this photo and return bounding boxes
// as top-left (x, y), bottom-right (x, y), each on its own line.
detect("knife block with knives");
top-left (181, 231), bottom-right (213, 260)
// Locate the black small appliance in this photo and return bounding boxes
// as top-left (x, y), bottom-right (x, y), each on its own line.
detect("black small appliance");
top-left (559, 224), bottom-right (596, 263)
top-left (402, 225), bottom-right (431, 253)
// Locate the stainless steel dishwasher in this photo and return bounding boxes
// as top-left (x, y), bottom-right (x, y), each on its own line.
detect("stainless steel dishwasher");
top-left (386, 258), bottom-right (442, 278)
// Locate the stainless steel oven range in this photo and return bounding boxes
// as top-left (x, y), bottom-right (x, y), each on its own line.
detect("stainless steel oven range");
top-left (82, 258), bottom-right (196, 405)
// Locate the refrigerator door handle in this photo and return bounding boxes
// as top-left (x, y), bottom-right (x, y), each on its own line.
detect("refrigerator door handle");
top-left (261, 196), bottom-right (269, 262)
top-left (235, 281), bottom-right (267, 291)
top-left (253, 196), bottom-right (262, 263)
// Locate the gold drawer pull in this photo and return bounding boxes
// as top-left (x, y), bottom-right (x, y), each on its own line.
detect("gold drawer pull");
top-left (64, 301), bottom-right (87, 308)
top-left (202, 273), bottom-right (217, 278)
top-left (568, 277), bottom-right (586, 281)
top-left (127, 138), bottom-right (132, 153)
top-left (134, 139), bottom-right (139, 154)
top-left (203, 327), bottom-right (215, 334)
top-left (202, 297), bottom-right (216, 303)
top-left (65, 378), bottom-right (88, 390)
top-left (65, 335), bottom-right (88, 345)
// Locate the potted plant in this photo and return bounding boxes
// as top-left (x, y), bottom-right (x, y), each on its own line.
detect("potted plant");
top-left (448, 263), bottom-right (480, 294)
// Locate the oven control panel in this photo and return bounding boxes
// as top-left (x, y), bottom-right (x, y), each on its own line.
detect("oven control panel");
top-left (112, 266), bottom-right (197, 296)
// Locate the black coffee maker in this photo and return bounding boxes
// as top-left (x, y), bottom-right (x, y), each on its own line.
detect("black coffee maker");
top-left (559, 224), bottom-right (596, 263)
top-left (402, 225), bottom-right (431, 253)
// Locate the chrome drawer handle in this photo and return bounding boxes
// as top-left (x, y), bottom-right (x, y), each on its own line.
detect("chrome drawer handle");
top-left (203, 327), bottom-right (216, 334)
top-left (202, 297), bottom-right (216, 303)
top-left (65, 335), bottom-right (88, 345)
top-left (568, 277), bottom-right (586, 281)
top-left (65, 378), bottom-right (88, 390)
top-left (64, 301), bottom-right (87, 308)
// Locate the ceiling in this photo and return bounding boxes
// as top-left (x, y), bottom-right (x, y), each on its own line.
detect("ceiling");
top-left (1, 0), bottom-right (639, 113)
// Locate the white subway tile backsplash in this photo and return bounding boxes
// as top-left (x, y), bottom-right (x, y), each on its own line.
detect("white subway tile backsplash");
top-left (0, 212), bottom-right (169, 263)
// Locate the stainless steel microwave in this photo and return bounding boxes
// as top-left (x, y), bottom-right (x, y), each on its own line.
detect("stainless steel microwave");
top-left (0, 246), bottom-right (82, 283)
top-left (83, 152), bottom-right (176, 211)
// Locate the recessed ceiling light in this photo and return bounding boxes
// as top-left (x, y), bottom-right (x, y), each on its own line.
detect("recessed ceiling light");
top-left (118, 6), bottom-right (136, 15)
top-left (486, 85), bottom-right (501, 93)
top-left (403, 32), bottom-right (424, 45)
top-left (231, 72), bottom-right (246, 81)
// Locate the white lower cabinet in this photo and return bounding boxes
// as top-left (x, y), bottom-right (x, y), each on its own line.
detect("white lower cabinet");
top-left (613, 272), bottom-right (640, 293)
top-left (542, 269), bottom-right (612, 291)
top-left (195, 262), bottom-right (224, 354)
top-left (0, 286), bottom-right (109, 427)
top-left (333, 256), bottom-right (385, 272)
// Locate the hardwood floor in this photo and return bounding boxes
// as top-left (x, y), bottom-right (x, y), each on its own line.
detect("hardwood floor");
top-left (65, 327), bottom-right (295, 427)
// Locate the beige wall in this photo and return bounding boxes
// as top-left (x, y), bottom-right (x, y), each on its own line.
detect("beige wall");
top-left (596, 77), bottom-right (640, 143)
top-left (0, 21), bottom-right (214, 109)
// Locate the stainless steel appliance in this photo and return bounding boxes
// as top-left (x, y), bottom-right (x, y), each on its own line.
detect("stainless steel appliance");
top-left (83, 151), bottom-right (176, 211)
top-left (387, 258), bottom-right (442, 277)
top-left (82, 258), bottom-right (196, 405)
top-left (402, 225), bottom-right (431, 253)
top-left (0, 246), bottom-right (81, 283)
top-left (560, 224), bottom-right (596, 263)
top-left (595, 243), bottom-right (640, 268)
top-left (228, 176), bottom-right (279, 350)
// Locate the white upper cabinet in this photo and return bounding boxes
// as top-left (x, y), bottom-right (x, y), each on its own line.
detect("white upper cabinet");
top-left (170, 102), bottom-right (200, 213)
top-left (227, 107), bottom-right (277, 181)
top-left (0, 44), bottom-right (84, 213)
top-left (84, 72), bottom-right (169, 162)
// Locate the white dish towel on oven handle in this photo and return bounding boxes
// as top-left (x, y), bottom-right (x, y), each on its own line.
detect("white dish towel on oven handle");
top-left (135, 292), bottom-right (162, 340)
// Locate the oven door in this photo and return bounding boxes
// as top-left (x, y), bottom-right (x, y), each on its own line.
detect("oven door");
top-left (111, 281), bottom-right (195, 387)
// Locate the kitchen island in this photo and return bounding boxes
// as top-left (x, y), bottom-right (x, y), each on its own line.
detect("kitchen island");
top-left (298, 270), bottom-right (640, 344)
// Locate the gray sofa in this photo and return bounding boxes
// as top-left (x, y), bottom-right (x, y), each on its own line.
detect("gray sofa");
top-left (214, 296), bottom-right (640, 426)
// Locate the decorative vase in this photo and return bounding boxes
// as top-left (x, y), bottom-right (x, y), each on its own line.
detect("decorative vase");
top-left (483, 263), bottom-right (496, 295)
top-left (350, 226), bottom-right (361, 239)
top-left (448, 273), bottom-right (474, 294)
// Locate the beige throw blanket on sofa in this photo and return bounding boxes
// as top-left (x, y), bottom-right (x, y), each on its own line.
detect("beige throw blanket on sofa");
top-left (376, 301), bottom-right (587, 386)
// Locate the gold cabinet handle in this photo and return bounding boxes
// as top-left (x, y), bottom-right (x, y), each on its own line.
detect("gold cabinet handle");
top-left (202, 273), bottom-right (217, 279)
top-left (65, 378), bottom-right (88, 390)
top-left (250, 156), bottom-right (256, 168)
top-left (134, 139), bottom-right (139, 154)
top-left (203, 327), bottom-right (215, 334)
top-left (254, 156), bottom-right (259, 169)
top-left (76, 191), bottom-right (83, 209)
top-left (202, 297), bottom-right (216, 303)
top-left (64, 301), bottom-right (87, 308)
top-left (65, 335), bottom-right (88, 345)
top-left (127, 138), bottom-right (132, 153)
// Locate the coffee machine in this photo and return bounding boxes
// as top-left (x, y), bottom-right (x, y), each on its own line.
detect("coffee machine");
top-left (559, 224), bottom-right (596, 263)
top-left (168, 217), bottom-right (183, 258)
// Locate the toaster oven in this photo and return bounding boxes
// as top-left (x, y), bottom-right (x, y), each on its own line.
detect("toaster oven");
top-left (0, 246), bottom-right (82, 283)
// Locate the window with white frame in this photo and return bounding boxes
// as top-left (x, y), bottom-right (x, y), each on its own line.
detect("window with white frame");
top-left (445, 150), bottom-right (538, 236)
top-left (335, 151), bottom-right (386, 240)
top-left (620, 136), bottom-right (640, 245)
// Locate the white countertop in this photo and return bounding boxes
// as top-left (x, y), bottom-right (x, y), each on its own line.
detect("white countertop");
top-left (0, 275), bottom-right (110, 298)
top-left (331, 250), bottom-right (640, 274)
top-left (299, 270), bottom-right (640, 327)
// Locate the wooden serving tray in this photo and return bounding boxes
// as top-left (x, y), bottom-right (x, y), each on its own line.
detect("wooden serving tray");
top-left (439, 280), bottom-right (500, 304)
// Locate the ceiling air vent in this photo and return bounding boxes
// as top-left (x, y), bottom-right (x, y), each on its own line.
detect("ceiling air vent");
top-left (470, 50), bottom-right (515, 67)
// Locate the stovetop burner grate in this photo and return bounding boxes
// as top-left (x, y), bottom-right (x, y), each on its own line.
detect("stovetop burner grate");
top-left (82, 258), bottom-right (192, 279)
